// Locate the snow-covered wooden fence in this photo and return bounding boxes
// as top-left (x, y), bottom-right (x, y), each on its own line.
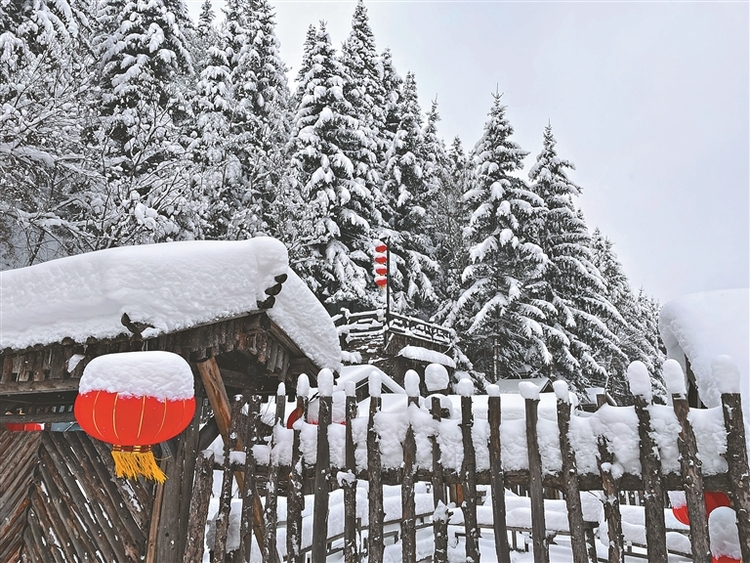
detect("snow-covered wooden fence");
top-left (186, 364), bottom-right (750, 563)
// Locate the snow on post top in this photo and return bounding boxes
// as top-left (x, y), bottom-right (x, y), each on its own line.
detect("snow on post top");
top-left (627, 361), bottom-right (652, 402)
top-left (404, 370), bottom-right (420, 397)
top-left (425, 363), bottom-right (449, 392)
top-left (486, 384), bottom-right (500, 397)
top-left (296, 374), bottom-right (310, 398)
top-left (553, 380), bottom-right (569, 403)
top-left (79, 351), bottom-right (194, 400)
top-left (712, 355), bottom-right (741, 395)
top-left (344, 381), bottom-right (355, 397)
top-left (457, 377), bottom-right (474, 397)
top-left (276, 382), bottom-right (286, 397)
top-left (318, 369), bottom-right (334, 397)
top-left (519, 381), bottom-right (540, 401)
top-left (369, 370), bottom-right (382, 398)
top-left (662, 359), bottom-right (687, 396)
top-left (0, 239), bottom-right (342, 373)
top-left (709, 507), bottom-right (741, 559)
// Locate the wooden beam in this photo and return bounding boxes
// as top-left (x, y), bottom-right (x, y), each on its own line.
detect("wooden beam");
top-left (0, 412), bottom-right (76, 424)
top-left (0, 380), bottom-right (80, 395)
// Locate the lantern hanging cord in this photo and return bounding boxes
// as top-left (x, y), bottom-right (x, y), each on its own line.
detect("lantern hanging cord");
top-left (111, 445), bottom-right (166, 483)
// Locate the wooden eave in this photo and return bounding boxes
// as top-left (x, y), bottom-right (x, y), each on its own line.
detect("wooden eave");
top-left (0, 311), bottom-right (324, 423)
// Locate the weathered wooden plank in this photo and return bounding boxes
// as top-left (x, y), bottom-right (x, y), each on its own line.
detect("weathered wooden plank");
top-left (239, 395), bottom-right (263, 563)
top-left (556, 390), bottom-right (588, 563)
top-left (368, 393), bottom-right (384, 563)
top-left (312, 390), bottom-right (332, 563)
top-left (182, 451), bottom-right (215, 563)
top-left (401, 390), bottom-right (418, 563)
top-left (525, 396), bottom-right (548, 563)
top-left (461, 394), bottom-right (480, 563)
top-left (488, 393), bottom-right (511, 563)
top-left (431, 396), bottom-right (449, 563)
top-left (287, 393), bottom-right (307, 563)
top-left (0, 378), bottom-right (81, 395)
top-left (343, 390), bottom-right (358, 563)
top-left (672, 393), bottom-right (710, 563)
top-left (721, 391), bottom-right (750, 561)
top-left (212, 396), bottom-right (243, 561)
top-left (263, 385), bottom-right (287, 562)
top-left (633, 395), bottom-right (667, 562)
top-left (598, 437), bottom-right (624, 563)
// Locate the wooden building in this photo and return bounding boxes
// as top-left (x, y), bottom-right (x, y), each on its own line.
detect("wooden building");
top-left (0, 239), bottom-right (341, 562)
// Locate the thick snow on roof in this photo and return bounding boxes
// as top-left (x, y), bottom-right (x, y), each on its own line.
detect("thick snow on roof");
top-left (0, 238), bottom-right (341, 372)
top-left (659, 288), bottom-right (748, 408)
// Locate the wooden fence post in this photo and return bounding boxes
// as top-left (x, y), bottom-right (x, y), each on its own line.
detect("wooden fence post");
top-left (597, 436), bottom-right (624, 563)
top-left (663, 359), bottom-right (711, 563)
top-left (287, 377), bottom-right (309, 563)
top-left (628, 362), bottom-right (667, 563)
top-left (487, 385), bottom-right (511, 563)
top-left (343, 381), bottom-right (359, 563)
top-left (521, 382), bottom-right (548, 563)
top-left (263, 384), bottom-right (287, 562)
top-left (182, 451), bottom-right (214, 563)
top-left (312, 370), bottom-right (333, 563)
top-left (554, 381), bottom-right (588, 563)
top-left (368, 371), bottom-right (384, 563)
top-left (431, 396), bottom-right (449, 563)
top-left (212, 395), bottom-right (243, 562)
top-left (401, 371), bottom-right (420, 563)
top-left (716, 355), bottom-right (750, 561)
top-left (458, 378), bottom-right (480, 563)
top-left (238, 395), bottom-right (261, 563)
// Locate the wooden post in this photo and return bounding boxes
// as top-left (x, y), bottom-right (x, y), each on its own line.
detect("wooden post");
top-left (212, 396), bottom-right (243, 562)
top-left (368, 375), bottom-right (384, 563)
top-left (633, 394), bottom-right (668, 562)
top-left (263, 385), bottom-right (287, 562)
top-left (287, 380), bottom-right (309, 563)
top-left (182, 451), bottom-right (214, 563)
top-left (597, 437), bottom-right (624, 563)
top-left (431, 396), bottom-right (448, 563)
top-left (460, 387), bottom-right (480, 563)
top-left (672, 393), bottom-right (711, 563)
top-left (720, 391), bottom-right (750, 561)
top-left (487, 388), bottom-right (511, 563)
top-left (238, 395), bottom-right (262, 563)
top-left (401, 373), bottom-right (419, 563)
top-left (312, 372), bottom-right (333, 563)
top-left (343, 383), bottom-right (359, 563)
top-left (525, 394), bottom-right (548, 563)
top-left (555, 383), bottom-right (588, 563)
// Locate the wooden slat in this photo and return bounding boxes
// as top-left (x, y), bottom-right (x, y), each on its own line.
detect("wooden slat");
top-left (312, 392), bottom-right (332, 562)
top-left (488, 394), bottom-right (511, 563)
top-left (598, 437), bottom-right (624, 563)
top-left (263, 387), bottom-right (287, 561)
top-left (461, 394), bottom-right (480, 563)
top-left (368, 395), bottom-right (384, 563)
top-left (343, 392), bottom-right (358, 563)
top-left (212, 396), bottom-right (243, 561)
top-left (287, 394), bottom-right (307, 563)
top-left (431, 397), bottom-right (449, 563)
top-left (721, 391), bottom-right (750, 561)
top-left (0, 379), bottom-right (80, 395)
top-left (401, 392), bottom-right (418, 563)
top-left (239, 395), bottom-right (263, 563)
top-left (526, 396), bottom-right (549, 563)
top-left (182, 451), bottom-right (215, 563)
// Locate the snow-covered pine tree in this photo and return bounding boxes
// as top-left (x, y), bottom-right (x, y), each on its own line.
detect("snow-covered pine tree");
top-left (289, 21), bottom-right (379, 313)
top-left (84, 0), bottom-right (199, 248)
top-left (453, 94), bottom-right (546, 384)
top-left (340, 0), bottom-right (385, 200)
top-left (0, 0), bottom-right (94, 266)
top-left (591, 229), bottom-right (667, 401)
top-left (527, 124), bottom-right (626, 396)
top-left (380, 72), bottom-right (440, 317)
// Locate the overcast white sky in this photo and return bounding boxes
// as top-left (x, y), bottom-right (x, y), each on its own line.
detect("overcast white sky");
top-left (187, 0), bottom-right (749, 305)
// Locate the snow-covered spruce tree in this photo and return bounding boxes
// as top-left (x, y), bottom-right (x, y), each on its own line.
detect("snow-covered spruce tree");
top-left (82, 0), bottom-right (199, 248)
top-left (191, 0), bottom-right (291, 241)
top-left (527, 124), bottom-right (626, 396)
top-left (431, 135), bottom-right (471, 324)
top-left (0, 0), bottom-right (95, 267)
top-left (591, 228), bottom-right (667, 401)
top-left (189, 0), bottom-right (219, 70)
top-left (340, 0), bottom-right (385, 200)
top-left (289, 21), bottom-right (379, 313)
top-left (380, 72), bottom-right (440, 317)
top-left (452, 94), bottom-right (547, 384)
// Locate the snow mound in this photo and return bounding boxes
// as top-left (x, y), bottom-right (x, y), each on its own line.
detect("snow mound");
top-left (0, 238), bottom-right (341, 371)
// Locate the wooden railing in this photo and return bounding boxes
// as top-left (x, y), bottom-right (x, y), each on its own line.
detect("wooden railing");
top-left (334, 309), bottom-right (454, 347)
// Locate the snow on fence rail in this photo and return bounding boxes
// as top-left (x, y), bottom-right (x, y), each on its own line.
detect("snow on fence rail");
top-left (185, 362), bottom-right (750, 563)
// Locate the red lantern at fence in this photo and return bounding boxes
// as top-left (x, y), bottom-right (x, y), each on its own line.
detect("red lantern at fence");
top-left (4, 423), bottom-right (44, 431)
top-left (671, 491), bottom-right (732, 526)
top-left (374, 241), bottom-right (388, 288)
top-left (74, 351), bottom-right (195, 482)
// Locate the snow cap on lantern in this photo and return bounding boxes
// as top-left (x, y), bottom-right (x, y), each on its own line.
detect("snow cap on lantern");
top-left (75, 351), bottom-right (196, 482)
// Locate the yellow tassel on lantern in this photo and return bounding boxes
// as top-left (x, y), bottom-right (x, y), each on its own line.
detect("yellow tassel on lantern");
top-left (111, 445), bottom-right (167, 483)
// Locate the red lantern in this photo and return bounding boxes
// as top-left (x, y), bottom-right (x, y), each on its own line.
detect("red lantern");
top-left (375, 243), bottom-right (387, 253)
top-left (713, 557), bottom-right (741, 563)
top-left (375, 276), bottom-right (388, 288)
top-left (705, 491), bottom-right (731, 515)
top-left (5, 423), bottom-right (44, 431)
top-left (75, 351), bottom-right (195, 482)
top-left (375, 255), bottom-right (387, 264)
top-left (375, 265), bottom-right (387, 276)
